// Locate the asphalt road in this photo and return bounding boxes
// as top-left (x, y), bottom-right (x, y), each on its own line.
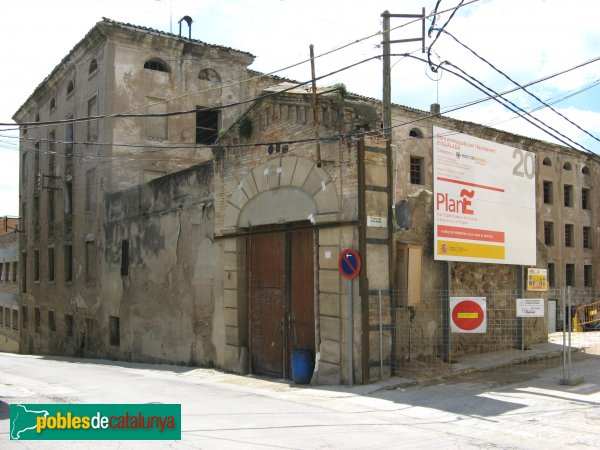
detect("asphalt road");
top-left (1, 350), bottom-right (599, 449)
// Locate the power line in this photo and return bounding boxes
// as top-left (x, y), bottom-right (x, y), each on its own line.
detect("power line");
top-left (436, 28), bottom-right (600, 145)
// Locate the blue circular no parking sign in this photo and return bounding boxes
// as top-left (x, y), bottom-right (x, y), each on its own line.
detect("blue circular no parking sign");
top-left (338, 248), bottom-right (361, 280)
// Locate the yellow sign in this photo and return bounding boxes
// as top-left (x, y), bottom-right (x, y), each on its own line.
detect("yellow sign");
top-left (527, 268), bottom-right (548, 292)
top-left (437, 241), bottom-right (505, 260)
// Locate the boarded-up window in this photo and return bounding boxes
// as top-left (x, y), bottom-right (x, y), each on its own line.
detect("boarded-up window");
top-left (396, 243), bottom-right (422, 307)
top-left (146, 98), bottom-right (168, 140)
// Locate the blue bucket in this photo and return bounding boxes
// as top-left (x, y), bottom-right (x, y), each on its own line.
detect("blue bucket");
top-left (291, 349), bottom-right (314, 384)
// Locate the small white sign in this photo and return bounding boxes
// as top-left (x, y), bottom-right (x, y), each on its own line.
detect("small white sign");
top-left (516, 298), bottom-right (544, 317)
top-left (367, 216), bottom-right (387, 228)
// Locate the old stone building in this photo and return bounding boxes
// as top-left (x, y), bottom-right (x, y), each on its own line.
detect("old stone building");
top-left (13, 18), bottom-right (598, 384)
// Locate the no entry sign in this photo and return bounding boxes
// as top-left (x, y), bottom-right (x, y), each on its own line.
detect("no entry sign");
top-left (338, 248), bottom-right (361, 280)
top-left (450, 297), bottom-right (487, 333)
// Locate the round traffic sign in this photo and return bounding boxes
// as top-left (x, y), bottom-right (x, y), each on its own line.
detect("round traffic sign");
top-left (338, 248), bottom-right (361, 280)
top-left (451, 299), bottom-right (485, 332)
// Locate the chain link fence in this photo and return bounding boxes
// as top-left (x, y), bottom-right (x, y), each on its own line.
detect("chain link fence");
top-left (370, 287), bottom-right (600, 380)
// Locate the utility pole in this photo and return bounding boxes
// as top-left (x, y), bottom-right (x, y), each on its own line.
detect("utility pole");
top-left (381, 9), bottom-right (426, 294)
top-left (381, 9), bottom-right (427, 371)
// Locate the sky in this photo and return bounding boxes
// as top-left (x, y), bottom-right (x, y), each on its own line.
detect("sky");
top-left (1, 0), bottom-right (599, 216)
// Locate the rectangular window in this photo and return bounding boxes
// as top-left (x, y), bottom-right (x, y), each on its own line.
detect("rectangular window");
top-left (565, 224), bottom-right (574, 247)
top-left (583, 227), bottom-right (592, 249)
top-left (48, 310), bottom-right (56, 331)
top-left (543, 221), bottom-right (554, 246)
top-left (548, 263), bottom-right (555, 288)
top-left (584, 265), bottom-right (593, 288)
top-left (564, 184), bottom-right (573, 207)
top-left (64, 244), bottom-right (73, 282)
top-left (409, 156), bottom-right (424, 185)
top-left (543, 181), bottom-right (552, 204)
top-left (21, 202), bottom-right (27, 234)
top-left (12, 261), bottom-right (18, 283)
top-left (22, 306), bottom-right (28, 329)
top-left (64, 181), bottom-right (73, 215)
top-left (146, 97), bottom-right (168, 140)
top-left (582, 188), bottom-right (591, 210)
top-left (0, 307), bottom-right (3, 324)
top-left (87, 95), bottom-right (99, 141)
top-left (85, 168), bottom-right (96, 212)
top-left (5, 307), bottom-right (10, 328)
top-left (34, 307), bottom-right (40, 332)
top-left (48, 247), bottom-right (55, 282)
top-left (34, 142), bottom-right (40, 191)
top-left (33, 195), bottom-right (40, 241)
top-left (22, 152), bottom-right (28, 184)
top-left (48, 130), bottom-right (56, 175)
top-left (12, 310), bottom-right (18, 331)
top-left (109, 316), bottom-right (120, 346)
top-left (0, 263), bottom-right (3, 282)
top-left (34, 249), bottom-right (40, 282)
top-left (21, 251), bottom-right (27, 293)
top-left (65, 314), bottom-right (74, 337)
top-left (121, 240), bottom-right (129, 276)
top-left (65, 121), bottom-right (74, 159)
top-left (85, 241), bottom-right (96, 283)
top-left (196, 107), bottom-right (219, 144)
top-left (566, 263), bottom-right (575, 287)
top-left (4, 262), bottom-right (9, 282)
top-left (48, 190), bottom-right (55, 239)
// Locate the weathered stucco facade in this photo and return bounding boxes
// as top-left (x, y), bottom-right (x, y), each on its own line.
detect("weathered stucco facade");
top-left (0, 219), bottom-right (20, 352)
top-left (12, 18), bottom-right (599, 384)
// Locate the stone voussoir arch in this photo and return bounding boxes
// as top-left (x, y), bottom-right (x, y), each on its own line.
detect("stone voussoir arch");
top-left (223, 156), bottom-right (339, 231)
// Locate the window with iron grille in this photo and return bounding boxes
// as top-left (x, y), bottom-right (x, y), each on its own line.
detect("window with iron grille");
top-left (410, 156), bottom-right (424, 185)
top-left (583, 227), bottom-right (592, 249)
top-left (565, 224), bottom-right (574, 247)
top-left (582, 188), bottom-right (591, 210)
top-left (584, 265), bottom-right (593, 288)
top-left (565, 263), bottom-right (575, 287)
top-left (564, 184), bottom-right (573, 207)
top-left (543, 221), bottom-right (554, 246)
top-left (543, 181), bottom-right (552, 204)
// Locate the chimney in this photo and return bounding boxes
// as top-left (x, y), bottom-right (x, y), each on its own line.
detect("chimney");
top-left (430, 103), bottom-right (441, 116)
top-left (178, 16), bottom-right (193, 39)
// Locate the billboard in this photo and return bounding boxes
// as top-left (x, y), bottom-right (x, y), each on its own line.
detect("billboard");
top-left (433, 127), bottom-right (536, 265)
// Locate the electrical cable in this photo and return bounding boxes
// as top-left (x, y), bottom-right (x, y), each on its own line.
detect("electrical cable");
top-left (435, 28), bottom-right (600, 144)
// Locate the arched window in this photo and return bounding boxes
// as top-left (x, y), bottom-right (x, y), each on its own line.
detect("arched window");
top-left (542, 157), bottom-right (552, 166)
top-left (144, 59), bottom-right (170, 73)
top-left (198, 68), bottom-right (221, 82)
top-left (582, 166), bottom-right (590, 175)
top-left (66, 80), bottom-right (74, 96)
top-left (409, 128), bottom-right (423, 138)
top-left (89, 58), bottom-right (98, 74)
top-left (49, 97), bottom-right (56, 111)
top-left (563, 162), bottom-right (572, 171)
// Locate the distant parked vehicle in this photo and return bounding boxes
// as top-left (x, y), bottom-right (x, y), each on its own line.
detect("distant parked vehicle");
top-left (583, 322), bottom-right (600, 331)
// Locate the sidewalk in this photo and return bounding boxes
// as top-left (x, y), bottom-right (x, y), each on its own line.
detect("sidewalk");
top-left (192, 332), bottom-right (598, 398)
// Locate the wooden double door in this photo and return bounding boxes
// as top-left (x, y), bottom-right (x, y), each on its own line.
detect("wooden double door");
top-left (248, 229), bottom-right (315, 377)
